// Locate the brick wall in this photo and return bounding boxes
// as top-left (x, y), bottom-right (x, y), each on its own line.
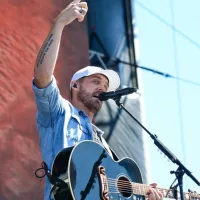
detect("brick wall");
top-left (0, 0), bottom-right (89, 199)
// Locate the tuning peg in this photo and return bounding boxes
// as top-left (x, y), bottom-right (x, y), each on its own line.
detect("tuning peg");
top-left (188, 189), bottom-right (192, 193)
top-left (188, 189), bottom-right (197, 193)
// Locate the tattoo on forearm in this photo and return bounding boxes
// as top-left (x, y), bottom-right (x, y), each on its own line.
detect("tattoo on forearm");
top-left (36, 33), bottom-right (54, 67)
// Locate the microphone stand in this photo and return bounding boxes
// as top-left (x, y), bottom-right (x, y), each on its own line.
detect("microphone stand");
top-left (113, 96), bottom-right (200, 200)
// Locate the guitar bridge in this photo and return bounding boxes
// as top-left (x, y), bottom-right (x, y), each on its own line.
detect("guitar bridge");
top-left (97, 166), bottom-right (109, 200)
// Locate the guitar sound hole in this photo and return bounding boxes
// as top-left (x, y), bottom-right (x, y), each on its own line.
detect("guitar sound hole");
top-left (117, 176), bottom-right (133, 198)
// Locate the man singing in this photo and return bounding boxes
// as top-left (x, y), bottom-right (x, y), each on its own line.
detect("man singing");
top-left (32, 0), bottom-right (163, 199)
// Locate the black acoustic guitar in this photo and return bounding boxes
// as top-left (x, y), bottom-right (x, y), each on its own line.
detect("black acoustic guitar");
top-left (51, 140), bottom-right (200, 200)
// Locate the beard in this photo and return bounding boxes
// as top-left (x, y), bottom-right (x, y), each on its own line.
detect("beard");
top-left (77, 85), bottom-right (102, 113)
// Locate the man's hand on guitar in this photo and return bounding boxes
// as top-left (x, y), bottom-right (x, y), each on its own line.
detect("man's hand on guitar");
top-left (147, 183), bottom-right (163, 200)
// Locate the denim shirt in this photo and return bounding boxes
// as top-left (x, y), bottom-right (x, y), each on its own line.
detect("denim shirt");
top-left (32, 77), bottom-right (106, 200)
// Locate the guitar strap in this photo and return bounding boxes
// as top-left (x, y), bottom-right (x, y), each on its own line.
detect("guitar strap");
top-left (92, 125), bottom-right (115, 159)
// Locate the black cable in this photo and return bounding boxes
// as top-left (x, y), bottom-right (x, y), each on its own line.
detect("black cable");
top-left (35, 161), bottom-right (47, 179)
top-left (170, 0), bottom-right (187, 168)
top-left (35, 161), bottom-right (68, 189)
top-left (117, 59), bottom-right (200, 87)
top-left (90, 49), bottom-right (200, 86)
top-left (135, 0), bottom-right (200, 50)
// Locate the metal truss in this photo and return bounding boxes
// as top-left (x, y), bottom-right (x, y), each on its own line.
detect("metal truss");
top-left (89, 50), bottom-right (120, 73)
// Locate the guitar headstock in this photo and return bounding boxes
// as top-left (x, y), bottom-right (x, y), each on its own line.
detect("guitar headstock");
top-left (188, 189), bottom-right (200, 200)
top-left (158, 188), bottom-right (200, 200)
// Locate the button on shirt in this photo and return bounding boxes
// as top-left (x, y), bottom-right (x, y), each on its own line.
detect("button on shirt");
top-left (32, 77), bottom-right (106, 200)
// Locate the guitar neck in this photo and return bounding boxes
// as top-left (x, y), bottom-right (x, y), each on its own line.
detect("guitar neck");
top-left (132, 182), bottom-right (200, 200)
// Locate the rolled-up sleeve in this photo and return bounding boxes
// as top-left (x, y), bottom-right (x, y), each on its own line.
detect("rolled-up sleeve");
top-left (32, 76), bottom-right (64, 127)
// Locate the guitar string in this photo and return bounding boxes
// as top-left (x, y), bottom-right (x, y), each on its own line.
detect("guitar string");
top-left (106, 181), bottom-right (142, 190)
top-left (106, 185), bottom-right (171, 197)
top-left (106, 179), bottom-right (148, 194)
top-left (107, 178), bottom-right (149, 191)
top-left (107, 177), bottom-right (161, 189)
top-left (106, 178), bottom-right (171, 193)
top-left (105, 179), bottom-right (175, 196)
top-left (108, 186), bottom-right (144, 194)
top-left (107, 186), bottom-right (141, 194)
top-left (105, 182), bottom-right (170, 197)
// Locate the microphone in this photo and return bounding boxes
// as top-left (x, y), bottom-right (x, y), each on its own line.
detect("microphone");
top-left (98, 87), bottom-right (137, 101)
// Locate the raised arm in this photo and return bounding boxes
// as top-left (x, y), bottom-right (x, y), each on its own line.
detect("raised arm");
top-left (34, 0), bottom-right (88, 88)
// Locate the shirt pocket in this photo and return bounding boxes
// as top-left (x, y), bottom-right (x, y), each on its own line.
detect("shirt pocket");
top-left (66, 117), bottom-right (89, 143)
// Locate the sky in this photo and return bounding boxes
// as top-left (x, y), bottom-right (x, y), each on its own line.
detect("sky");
top-left (134, 0), bottom-right (200, 194)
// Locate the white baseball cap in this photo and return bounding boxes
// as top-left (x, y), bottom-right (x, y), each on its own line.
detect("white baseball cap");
top-left (70, 66), bottom-right (120, 91)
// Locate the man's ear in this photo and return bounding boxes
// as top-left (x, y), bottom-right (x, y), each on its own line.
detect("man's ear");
top-left (73, 83), bottom-right (77, 88)
top-left (71, 81), bottom-right (78, 91)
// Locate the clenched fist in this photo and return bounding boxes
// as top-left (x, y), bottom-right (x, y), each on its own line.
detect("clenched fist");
top-left (55, 0), bottom-right (88, 26)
